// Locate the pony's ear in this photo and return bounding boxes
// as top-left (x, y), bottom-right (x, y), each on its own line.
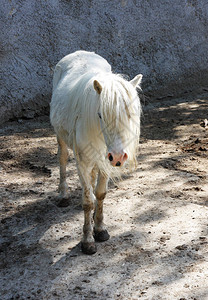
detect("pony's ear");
top-left (130, 74), bottom-right (143, 88)
top-left (93, 80), bottom-right (102, 95)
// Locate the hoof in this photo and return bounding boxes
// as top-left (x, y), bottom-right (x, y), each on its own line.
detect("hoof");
top-left (56, 197), bottom-right (70, 207)
top-left (94, 229), bottom-right (110, 242)
top-left (81, 242), bottom-right (97, 255)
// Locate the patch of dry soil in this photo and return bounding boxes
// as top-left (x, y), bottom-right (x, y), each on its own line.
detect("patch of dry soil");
top-left (0, 93), bottom-right (208, 300)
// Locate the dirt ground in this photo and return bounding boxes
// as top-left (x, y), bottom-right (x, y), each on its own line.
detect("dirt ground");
top-left (0, 92), bottom-right (208, 300)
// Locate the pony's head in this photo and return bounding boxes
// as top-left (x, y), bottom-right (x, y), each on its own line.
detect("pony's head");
top-left (93, 73), bottom-right (142, 169)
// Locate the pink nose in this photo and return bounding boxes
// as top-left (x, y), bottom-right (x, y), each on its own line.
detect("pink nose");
top-left (108, 152), bottom-right (128, 167)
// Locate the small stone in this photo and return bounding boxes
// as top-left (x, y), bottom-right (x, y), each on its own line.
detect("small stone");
top-left (176, 244), bottom-right (188, 250)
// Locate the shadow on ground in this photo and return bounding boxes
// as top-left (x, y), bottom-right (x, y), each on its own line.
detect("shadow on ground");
top-left (0, 94), bottom-right (208, 299)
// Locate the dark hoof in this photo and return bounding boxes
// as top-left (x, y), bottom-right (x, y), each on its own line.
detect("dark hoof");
top-left (81, 242), bottom-right (97, 255)
top-left (94, 229), bottom-right (110, 242)
top-left (57, 198), bottom-right (70, 207)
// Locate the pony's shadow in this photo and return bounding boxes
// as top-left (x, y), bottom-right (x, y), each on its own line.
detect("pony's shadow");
top-left (0, 187), bottom-right (84, 267)
top-left (52, 186), bottom-right (82, 209)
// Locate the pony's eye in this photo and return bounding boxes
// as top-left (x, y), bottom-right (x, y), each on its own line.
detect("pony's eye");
top-left (98, 112), bottom-right (102, 119)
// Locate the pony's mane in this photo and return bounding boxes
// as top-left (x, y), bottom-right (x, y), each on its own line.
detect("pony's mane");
top-left (98, 73), bottom-right (139, 123)
top-left (83, 72), bottom-right (141, 176)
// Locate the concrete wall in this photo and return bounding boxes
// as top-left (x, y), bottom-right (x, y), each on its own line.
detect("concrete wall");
top-left (1, 0), bottom-right (208, 123)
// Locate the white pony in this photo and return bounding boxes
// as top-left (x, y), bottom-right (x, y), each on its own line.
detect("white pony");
top-left (50, 50), bottom-right (142, 254)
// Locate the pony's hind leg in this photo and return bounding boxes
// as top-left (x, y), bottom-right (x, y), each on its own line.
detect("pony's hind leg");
top-left (94, 171), bottom-right (110, 242)
top-left (57, 136), bottom-right (69, 199)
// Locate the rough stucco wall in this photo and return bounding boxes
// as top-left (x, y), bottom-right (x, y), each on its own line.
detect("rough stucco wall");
top-left (1, 0), bottom-right (208, 123)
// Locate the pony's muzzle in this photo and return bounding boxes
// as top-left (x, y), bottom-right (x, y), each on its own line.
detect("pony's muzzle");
top-left (108, 152), bottom-right (128, 167)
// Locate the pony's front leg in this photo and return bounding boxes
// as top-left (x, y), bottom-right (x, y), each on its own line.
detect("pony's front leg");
top-left (94, 172), bottom-right (110, 242)
top-left (73, 129), bottom-right (96, 254)
top-left (57, 137), bottom-right (69, 198)
top-left (81, 182), bottom-right (97, 254)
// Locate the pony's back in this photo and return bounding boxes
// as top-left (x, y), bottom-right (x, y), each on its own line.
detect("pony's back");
top-left (50, 51), bottom-right (112, 147)
top-left (52, 51), bottom-right (111, 91)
